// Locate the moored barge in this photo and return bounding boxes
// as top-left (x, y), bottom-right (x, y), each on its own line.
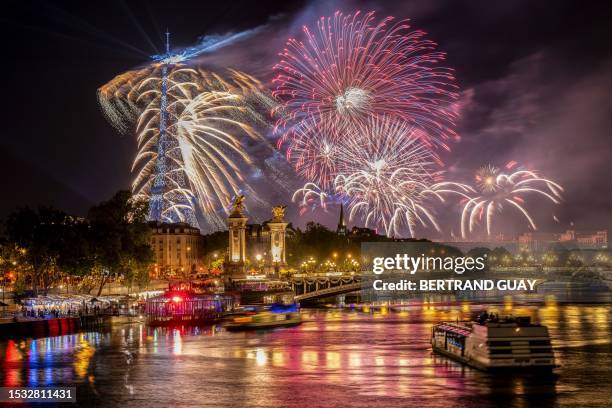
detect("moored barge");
top-left (145, 281), bottom-right (237, 326)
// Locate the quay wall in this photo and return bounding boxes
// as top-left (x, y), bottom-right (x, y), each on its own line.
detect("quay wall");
top-left (0, 315), bottom-right (110, 339)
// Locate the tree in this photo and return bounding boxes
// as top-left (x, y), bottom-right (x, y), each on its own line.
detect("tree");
top-left (87, 191), bottom-right (154, 296)
top-left (465, 247), bottom-right (492, 271)
top-left (466, 247), bottom-right (491, 259)
top-left (5, 207), bottom-right (73, 294)
top-left (57, 219), bottom-right (94, 281)
top-left (0, 241), bottom-right (29, 299)
top-left (201, 230), bottom-right (227, 255)
top-left (490, 247), bottom-right (512, 266)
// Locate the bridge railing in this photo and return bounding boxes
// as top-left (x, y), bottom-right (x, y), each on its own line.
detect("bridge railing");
top-left (294, 282), bottom-right (363, 302)
top-left (291, 275), bottom-right (362, 298)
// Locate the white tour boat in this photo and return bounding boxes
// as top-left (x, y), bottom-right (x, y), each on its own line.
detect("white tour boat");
top-left (431, 315), bottom-right (557, 371)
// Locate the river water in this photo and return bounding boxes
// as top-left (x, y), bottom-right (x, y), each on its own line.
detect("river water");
top-left (1, 299), bottom-right (611, 407)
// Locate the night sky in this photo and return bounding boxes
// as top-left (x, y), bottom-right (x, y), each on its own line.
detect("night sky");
top-left (2, 0), bottom-right (612, 237)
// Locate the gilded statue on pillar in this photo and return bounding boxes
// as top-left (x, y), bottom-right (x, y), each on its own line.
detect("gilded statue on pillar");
top-left (230, 195), bottom-right (246, 216)
top-left (271, 205), bottom-right (286, 222)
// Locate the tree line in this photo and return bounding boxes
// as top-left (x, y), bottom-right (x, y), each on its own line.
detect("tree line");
top-left (0, 191), bottom-right (153, 297)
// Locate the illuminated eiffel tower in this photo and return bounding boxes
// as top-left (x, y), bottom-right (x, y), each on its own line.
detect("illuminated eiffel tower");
top-left (147, 31), bottom-right (199, 229)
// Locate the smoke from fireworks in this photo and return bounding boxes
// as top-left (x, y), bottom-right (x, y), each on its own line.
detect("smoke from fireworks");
top-left (461, 164), bottom-right (563, 238)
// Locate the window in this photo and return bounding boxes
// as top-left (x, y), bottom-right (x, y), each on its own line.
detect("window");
top-left (487, 341), bottom-right (512, 347)
top-left (489, 349), bottom-right (512, 354)
top-left (531, 348), bottom-right (553, 354)
top-left (529, 340), bottom-right (551, 346)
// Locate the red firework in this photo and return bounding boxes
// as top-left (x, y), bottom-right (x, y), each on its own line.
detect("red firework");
top-left (273, 10), bottom-right (459, 155)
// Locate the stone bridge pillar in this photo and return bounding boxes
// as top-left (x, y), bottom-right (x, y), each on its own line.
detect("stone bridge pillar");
top-left (225, 196), bottom-right (248, 280)
top-left (265, 206), bottom-right (288, 279)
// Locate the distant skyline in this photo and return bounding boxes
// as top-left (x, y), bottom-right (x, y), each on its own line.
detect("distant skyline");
top-left (2, 0), bottom-right (612, 238)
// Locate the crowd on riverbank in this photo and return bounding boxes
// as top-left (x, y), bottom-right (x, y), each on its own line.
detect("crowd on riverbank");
top-left (19, 303), bottom-right (103, 319)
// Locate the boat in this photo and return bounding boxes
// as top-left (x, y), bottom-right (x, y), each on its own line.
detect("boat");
top-left (431, 314), bottom-right (557, 371)
top-left (225, 303), bottom-right (302, 331)
top-left (145, 281), bottom-right (237, 326)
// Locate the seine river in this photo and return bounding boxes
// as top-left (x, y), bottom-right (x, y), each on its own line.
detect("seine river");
top-left (1, 299), bottom-right (611, 407)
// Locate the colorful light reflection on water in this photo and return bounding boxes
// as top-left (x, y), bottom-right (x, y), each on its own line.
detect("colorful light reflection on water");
top-left (1, 333), bottom-right (104, 388)
top-left (0, 301), bottom-right (611, 407)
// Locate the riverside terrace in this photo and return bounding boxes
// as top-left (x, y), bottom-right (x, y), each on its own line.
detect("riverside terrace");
top-left (0, 294), bottom-right (149, 339)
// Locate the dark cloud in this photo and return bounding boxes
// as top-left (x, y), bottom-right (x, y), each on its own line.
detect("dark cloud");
top-left (444, 50), bottom-right (612, 234)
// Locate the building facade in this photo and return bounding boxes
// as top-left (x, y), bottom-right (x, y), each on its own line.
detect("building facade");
top-left (518, 232), bottom-right (562, 252)
top-left (518, 229), bottom-right (609, 251)
top-left (559, 230), bottom-right (608, 248)
top-left (149, 222), bottom-right (204, 278)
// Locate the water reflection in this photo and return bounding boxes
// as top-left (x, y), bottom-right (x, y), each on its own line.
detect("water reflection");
top-left (0, 301), bottom-right (610, 407)
top-left (2, 333), bottom-right (104, 388)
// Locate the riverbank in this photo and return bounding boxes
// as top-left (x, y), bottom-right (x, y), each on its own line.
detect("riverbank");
top-left (0, 315), bottom-right (110, 339)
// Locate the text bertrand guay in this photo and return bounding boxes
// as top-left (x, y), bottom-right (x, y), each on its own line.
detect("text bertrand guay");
top-left (373, 279), bottom-right (537, 291)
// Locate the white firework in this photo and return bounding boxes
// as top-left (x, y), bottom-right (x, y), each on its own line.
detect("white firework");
top-left (332, 116), bottom-right (457, 237)
top-left (103, 65), bottom-right (276, 231)
top-left (461, 166), bottom-right (563, 238)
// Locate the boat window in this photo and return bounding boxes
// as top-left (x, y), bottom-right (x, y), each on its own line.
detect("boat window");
top-left (487, 341), bottom-right (512, 347)
top-left (529, 340), bottom-right (551, 346)
top-left (489, 349), bottom-right (513, 354)
top-left (535, 359), bottom-right (552, 364)
top-left (531, 348), bottom-right (553, 354)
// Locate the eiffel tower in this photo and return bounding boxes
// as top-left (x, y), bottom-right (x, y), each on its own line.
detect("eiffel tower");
top-left (147, 31), bottom-right (199, 229)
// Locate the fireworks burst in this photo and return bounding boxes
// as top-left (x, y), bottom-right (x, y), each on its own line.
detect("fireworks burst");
top-left (284, 116), bottom-right (347, 191)
top-left (99, 66), bottom-right (277, 231)
top-left (273, 10), bottom-right (459, 152)
top-left (275, 10), bottom-right (464, 236)
top-left (475, 164), bottom-right (500, 193)
top-left (461, 164), bottom-right (563, 238)
top-left (292, 182), bottom-right (330, 212)
top-left (331, 116), bottom-right (464, 237)
top-left (97, 67), bottom-right (153, 134)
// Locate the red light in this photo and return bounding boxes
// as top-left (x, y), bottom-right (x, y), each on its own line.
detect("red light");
top-left (172, 296), bottom-right (182, 303)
